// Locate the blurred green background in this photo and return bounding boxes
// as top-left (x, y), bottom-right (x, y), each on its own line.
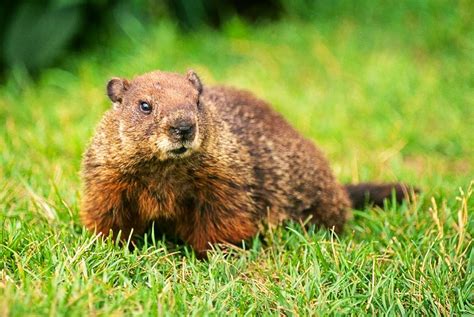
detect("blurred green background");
top-left (1, 0), bottom-right (472, 76)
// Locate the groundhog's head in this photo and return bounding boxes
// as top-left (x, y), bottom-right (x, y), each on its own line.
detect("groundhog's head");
top-left (106, 70), bottom-right (205, 161)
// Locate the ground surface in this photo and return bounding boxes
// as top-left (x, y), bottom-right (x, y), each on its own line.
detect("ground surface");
top-left (0, 3), bottom-right (473, 315)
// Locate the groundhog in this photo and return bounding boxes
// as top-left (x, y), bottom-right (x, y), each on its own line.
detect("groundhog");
top-left (81, 69), bottom-right (414, 257)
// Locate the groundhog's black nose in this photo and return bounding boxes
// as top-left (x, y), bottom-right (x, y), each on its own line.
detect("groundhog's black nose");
top-left (169, 121), bottom-right (196, 141)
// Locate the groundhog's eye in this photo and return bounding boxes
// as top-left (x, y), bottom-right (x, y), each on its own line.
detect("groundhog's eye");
top-left (139, 101), bottom-right (152, 114)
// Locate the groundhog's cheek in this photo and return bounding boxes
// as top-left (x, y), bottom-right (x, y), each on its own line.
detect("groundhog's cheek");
top-left (150, 134), bottom-right (174, 160)
top-left (191, 127), bottom-right (203, 150)
top-left (155, 136), bottom-right (172, 150)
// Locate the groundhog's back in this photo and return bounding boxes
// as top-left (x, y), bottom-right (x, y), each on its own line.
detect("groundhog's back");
top-left (203, 86), bottom-right (350, 226)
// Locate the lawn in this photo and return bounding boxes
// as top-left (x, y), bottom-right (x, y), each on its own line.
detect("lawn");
top-left (1, 3), bottom-right (473, 315)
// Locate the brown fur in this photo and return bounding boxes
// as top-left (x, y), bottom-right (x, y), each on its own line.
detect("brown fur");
top-left (80, 69), bottom-right (415, 257)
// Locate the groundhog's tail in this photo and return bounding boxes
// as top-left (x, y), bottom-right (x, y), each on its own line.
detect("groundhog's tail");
top-left (344, 183), bottom-right (419, 209)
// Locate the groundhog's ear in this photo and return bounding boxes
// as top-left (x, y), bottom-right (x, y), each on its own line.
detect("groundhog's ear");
top-left (186, 70), bottom-right (202, 94)
top-left (107, 77), bottom-right (129, 103)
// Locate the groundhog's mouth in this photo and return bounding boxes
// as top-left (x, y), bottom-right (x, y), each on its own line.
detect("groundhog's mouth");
top-left (170, 146), bottom-right (188, 155)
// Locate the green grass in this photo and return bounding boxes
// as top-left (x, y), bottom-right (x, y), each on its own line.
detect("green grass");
top-left (1, 5), bottom-right (473, 316)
